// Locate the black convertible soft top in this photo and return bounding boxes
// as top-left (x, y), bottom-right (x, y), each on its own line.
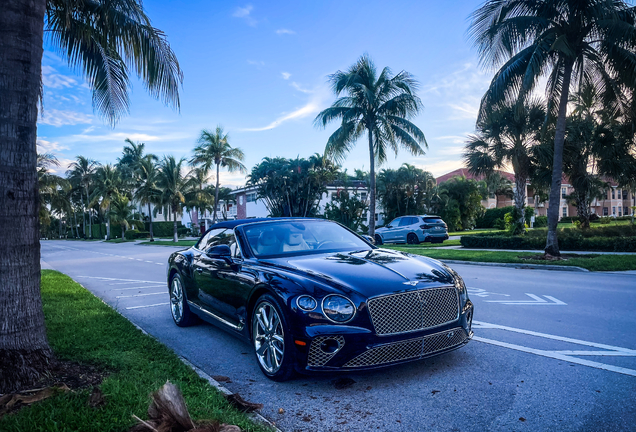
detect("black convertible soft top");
top-left (207, 217), bottom-right (321, 230)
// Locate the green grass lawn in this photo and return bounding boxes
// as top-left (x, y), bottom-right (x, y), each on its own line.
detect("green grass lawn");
top-left (138, 240), bottom-right (197, 247)
top-left (387, 248), bottom-right (636, 272)
top-left (557, 219), bottom-right (632, 229)
top-left (0, 270), bottom-right (269, 432)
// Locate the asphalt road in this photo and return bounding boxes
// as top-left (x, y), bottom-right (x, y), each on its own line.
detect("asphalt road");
top-left (40, 240), bottom-right (636, 432)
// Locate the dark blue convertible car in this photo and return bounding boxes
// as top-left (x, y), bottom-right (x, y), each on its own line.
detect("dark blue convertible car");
top-left (167, 218), bottom-right (473, 381)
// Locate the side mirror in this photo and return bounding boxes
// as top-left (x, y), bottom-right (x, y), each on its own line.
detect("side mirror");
top-left (206, 244), bottom-right (231, 258)
top-left (386, 225), bottom-right (393, 229)
top-left (361, 235), bottom-right (375, 244)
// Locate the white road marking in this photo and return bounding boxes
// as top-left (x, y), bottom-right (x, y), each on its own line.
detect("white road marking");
top-left (113, 285), bottom-right (166, 291)
top-left (474, 320), bottom-right (636, 377)
top-left (467, 287), bottom-right (510, 298)
top-left (156, 263), bottom-right (163, 265)
top-left (485, 293), bottom-right (566, 305)
top-left (125, 302), bottom-right (169, 310)
top-left (76, 276), bottom-right (164, 284)
top-left (474, 336), bottom-right (636, 377)
top-left (145, 261), bottom-right (154, 263)
top-left (116, 292), bottom-right (166, 298)
top-left (474, 321), bottom-right (636, 353)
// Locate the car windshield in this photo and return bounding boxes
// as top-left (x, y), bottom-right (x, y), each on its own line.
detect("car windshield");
top-left (242, 220), bottom-right (372, 258)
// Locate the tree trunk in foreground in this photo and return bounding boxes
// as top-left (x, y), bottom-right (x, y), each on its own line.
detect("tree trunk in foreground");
top-left (86, 187), bottom-right (92, 238)
top-left (0, 0), bottom-right (53, 393)
top-left (213, 163), bottom-right (220, 224)
top-left (148, 203), bottom-right (154, 241)
top-left (513, 173), bottom-right (527, 231)
top-left (545, 59), bottom-right (574, 256)
top-left (367, 129), bottom-right (376, 237)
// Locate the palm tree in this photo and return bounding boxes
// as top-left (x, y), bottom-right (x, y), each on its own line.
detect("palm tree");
top-left (314, 54), bottom-right (427, 237)
top-left (157, 156), bottom-right (189, 242)
top-left (37, 152), bottom-right (66, 237)
top-left (469, 0), bottom-right (636, 255)
top-left (191, 127), bottom-right (246, 223)
top-left (464, 99), bottom-right (545, 233)
top-left (91, 165), bottom-right (123, 240)
top-left (109, 195), bottom-right (136, 239)
top-left (0, 0), bottom-right (183, 391)
top-left (184, 167), bottom-right (215, 232)
top-left (133, 156), bottom-right (162, 241)
top-left (67, 156), bottom-right (100, 239)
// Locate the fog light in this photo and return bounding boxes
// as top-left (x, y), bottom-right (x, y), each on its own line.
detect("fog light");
top-left (320, 338), bottom-right (341, 354)
top-left (297, 295), bottom-right (317, 311)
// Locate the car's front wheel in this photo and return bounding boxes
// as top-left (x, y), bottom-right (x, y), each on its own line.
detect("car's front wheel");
top-left (169, 273), bottom-right (198, 327)
top-left (374, 234), bottom-right (384, 245)
top-left (252, 294), bottom-right (295, 381)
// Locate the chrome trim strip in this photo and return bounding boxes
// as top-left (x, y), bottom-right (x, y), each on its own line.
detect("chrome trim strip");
top-left (187, 301), bottom-right (244, 331)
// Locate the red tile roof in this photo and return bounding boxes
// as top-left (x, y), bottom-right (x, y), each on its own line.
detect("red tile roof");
top-left (436, 168), bottom-right (515, 185)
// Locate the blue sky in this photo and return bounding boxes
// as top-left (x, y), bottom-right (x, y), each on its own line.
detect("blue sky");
top-left (38, 0), bottom-right (493, 187)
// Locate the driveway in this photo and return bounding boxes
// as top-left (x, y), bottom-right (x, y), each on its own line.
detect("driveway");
top-left (40, 240), bottom-right (636, 432)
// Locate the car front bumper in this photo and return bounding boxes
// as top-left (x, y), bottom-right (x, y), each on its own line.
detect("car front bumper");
top-left (294, 300), bottom-right (474, 372)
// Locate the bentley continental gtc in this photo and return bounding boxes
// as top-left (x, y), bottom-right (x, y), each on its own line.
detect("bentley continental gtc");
top-left (167, 218), bottom-right (473, 381)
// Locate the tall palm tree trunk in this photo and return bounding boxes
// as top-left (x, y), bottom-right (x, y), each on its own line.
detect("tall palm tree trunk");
top-left (0, 0), bottom-right (53, 393)
top-left (148, 203), bottom-right (154, 241)
top-left (368, 130), bottom-right (376, 237)
top-left (545, 60), bottom-right (574, 256)
top-left (213, 162), bottom-right (220, 223)
top-left (106, 204), bottom-right (111, 240)
top-left (513, 173), bottom-right (527, 229)
top-left (80, 195), bottom-right (86, 238)
top-left (86, 187), bottom-right (92, 238)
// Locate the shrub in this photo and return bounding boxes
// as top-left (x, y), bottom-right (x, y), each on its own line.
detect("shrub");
top-left (599, 217), bottom-right (612, 224)
top-left (534, 216), bottom-right (548, 228)
top-left (559, 216), bottom-right (578, 223)
top-left (589, 213), bottom-right (600, 222)
top-left (124, 230), bottom-right (150, 240)
top-left (91, 223), bottom-right (122, 239)
top-left (177, 227), bottom-right (190, 237)
top-left (145, 221), bottom-right (184, 237)
top-left (524, 207), bottom-right (535, 225)
top-left (493, 218), bottom-right (506, 230)
top-left (475, 206), bottom-right (514, 228)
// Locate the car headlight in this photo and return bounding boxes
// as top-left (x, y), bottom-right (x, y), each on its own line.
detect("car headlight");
top-left (322, 295), bottom-right (355, 322)
top-left (296, 295), bottom-right (317, 311)
top-left (455, 277), bottom-right (467, 295)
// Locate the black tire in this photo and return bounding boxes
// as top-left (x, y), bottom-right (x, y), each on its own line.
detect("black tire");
top-left (407, 233), bottom-right (420, 245)
top-left (169, 273), bottom-right (199, 327)
top-left (374, 234), bottom-right (384, 245)
top-left (251, 294), bottom-right (296, 381)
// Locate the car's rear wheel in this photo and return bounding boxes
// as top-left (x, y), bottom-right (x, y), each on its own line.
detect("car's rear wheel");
top-left (407, 233), bottom-right (420, 244)
top-left (170, 273), bottom-right (198, 327)
top-left (252, 294), bottom-right (295, 381)
top-left (374, 234), bottom-right (383, 245)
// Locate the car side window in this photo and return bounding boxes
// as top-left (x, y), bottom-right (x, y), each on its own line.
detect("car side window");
top-left (206, 229), bottom-right (242, 258)
top-left (196, 228), bottom-right (225, 250)
top-left (390, 218), bottom-right (401, 227)
top-left (399, 217), bottom-right (414, 227)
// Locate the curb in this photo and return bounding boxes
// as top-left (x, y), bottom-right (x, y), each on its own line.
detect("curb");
top-left (439, 259), bottom-right (589, 272)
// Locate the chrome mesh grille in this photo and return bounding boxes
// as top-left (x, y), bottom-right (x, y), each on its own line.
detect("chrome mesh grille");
top-left (307, 336), bottom-right (345, 367)
top-left (343, 328), bottom-right (467, 368)
top-left (368, 287), bottom-right (459, 335)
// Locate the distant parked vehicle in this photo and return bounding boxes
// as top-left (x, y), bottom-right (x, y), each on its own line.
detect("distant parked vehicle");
top-left (374, 215), bottom-right (449, 245)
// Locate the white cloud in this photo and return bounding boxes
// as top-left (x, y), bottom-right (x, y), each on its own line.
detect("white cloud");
top-left (233, 5), bottom-right (257, 26)
top-left (247, 59), bottom-right (265, 68)
top-left (37, 138), bottom-right (69, 153)
top-left (240, 85), bottom-right (331, 132)
top-left (290, 82), bottom-right (313, 94)
top-left (38, 109), bottom-right (92, 127)
top-left (276, 29), bottom-right (295, 35)
top-left (281, 72), bottom-right (291, 80)
top-left (41, 66), bottom-right (77, 89)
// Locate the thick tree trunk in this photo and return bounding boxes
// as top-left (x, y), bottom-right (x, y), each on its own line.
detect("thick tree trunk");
top-left (368, 129), bottom-right (376, 237)
top-left (545, 59), bottom-right (574, 256)
top-left (148, 203), bottom-right (154, 241)
top-left (576, 190), bottom-right (590, 229)
top-left (106, 204), bottom-right (111, 240)
top-left (213, 163), bottom-right (220, 223)
top-left (0, 0), bottom-right (53, 393)
top-left (173, 213), bottom-right (178, 242)
top-left (513, 173), bottom-right (527, 233)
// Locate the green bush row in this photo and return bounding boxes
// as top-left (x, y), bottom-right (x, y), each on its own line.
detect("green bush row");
top-left (124, 230), bottom-right (150, 240)
top-left (91, 223), bottom-right (122, 239)
top-left (145, 221), bottom-right (185, 237)
top-left (533, 216), bottom-right (548, 227)
top-left (461, 233), bottom-right (636, 252)
top-left (475, 206), bottom-right (515, 229)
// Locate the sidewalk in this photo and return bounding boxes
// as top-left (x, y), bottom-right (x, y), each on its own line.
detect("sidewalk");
top-left (437, 245), bottom-right (636, 255)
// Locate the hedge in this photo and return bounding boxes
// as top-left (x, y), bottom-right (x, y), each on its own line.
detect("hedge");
top-left (124, 230), bottom-right (150, 240)
top-left (461, 229), bottom-right (636, 252)
top-left (91, 223), bottom-right (122, 239)
top-left (145, 221), bottom-right (184, 237)
top-left (533, 216), bottom-right (548, 228)
top-left (475, 206), bottom-right (514, 228)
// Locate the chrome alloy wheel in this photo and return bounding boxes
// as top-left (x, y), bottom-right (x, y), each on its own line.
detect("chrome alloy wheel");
top-left (170, 276), bottom-right (184, 322)
top-left (253, 301), bottom-right (285, 374)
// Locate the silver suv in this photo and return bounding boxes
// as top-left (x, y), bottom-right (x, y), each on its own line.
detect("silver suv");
top-left (374, 215), bottom-right (449, 245)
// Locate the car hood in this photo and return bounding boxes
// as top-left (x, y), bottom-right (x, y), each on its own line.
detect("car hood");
top-left (264, 248), bottom-right (455, 298)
